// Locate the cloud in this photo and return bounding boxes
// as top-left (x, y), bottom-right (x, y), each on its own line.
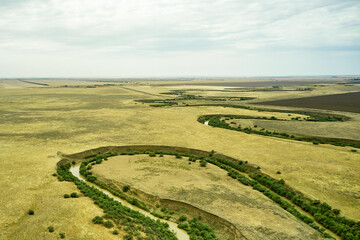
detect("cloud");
top-left (0, 0), bottom-right (359, 76)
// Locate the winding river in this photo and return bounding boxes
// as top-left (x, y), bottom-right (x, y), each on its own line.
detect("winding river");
top-left (69, 165), bottom-right (189, 240)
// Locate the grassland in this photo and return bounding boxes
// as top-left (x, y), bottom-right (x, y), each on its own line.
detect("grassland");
top-left (91, 154), bottom-right (322, 239)
top-left (0, 78), bottom-right (359, 239)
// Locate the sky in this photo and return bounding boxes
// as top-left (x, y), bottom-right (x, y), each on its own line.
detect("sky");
top-left (0, 0), bottom-right (359, 77)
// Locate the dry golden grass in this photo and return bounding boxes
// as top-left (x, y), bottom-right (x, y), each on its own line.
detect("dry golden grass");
top-left (0, 79), bottom-right (359, 239)
top-left (92, 154), bottom-right (321, 240)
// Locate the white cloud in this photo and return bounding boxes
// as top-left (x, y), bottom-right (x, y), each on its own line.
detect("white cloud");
top-left (0, 0), bottom-right (359, 76)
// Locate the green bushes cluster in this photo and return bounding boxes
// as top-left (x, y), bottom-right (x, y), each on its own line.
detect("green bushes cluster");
top-left (62, 149), bottom-right (360, 239)
top-left (199, 115), bottom-right (360, 149)
top-left (57, 163), bottom-right (177, 239)
top-left (178, 218), bottom-right (218, 240)
top-left (251, 174), bottom-right (360, 240)
top-left (71, 151), bottom-right (223, 239)
top-left (92, 216), bottom-right (103, 224)
top-left (206, 155), bottom-right (360, 240)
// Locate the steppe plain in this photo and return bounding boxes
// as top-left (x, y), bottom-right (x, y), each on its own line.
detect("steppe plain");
top-left (0, 77), bottom-right (359, 240)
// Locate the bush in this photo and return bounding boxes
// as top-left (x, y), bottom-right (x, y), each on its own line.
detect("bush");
top-left (47, 226), bottom-right (54, 233)
top-left (209, 150), bottom-right (215, 157)
top-left (200, 160), bottom-right (207, 167)
top-left (179, 215), bottom-right (187, 222)
top-left (112, 230), bottom-right (119, 235)
top-left (103, 220), bottom-right (114, 228)
top-left (28, 210), bottom-right (34, 215)
top-left (177, 223), bottom-right (189, 231)
top-left (70, 192), bottom-right (79, 198)
top-left (59, 232), bottom-right (65, 238)
top-left (123, 234), bottom-right (133, 240)
top-left (72, 161), bottom-right (76, 165)
top-left (92, 216), bottom-right (103, 224)
top-left (122, 185), bottom-right (130, 192)
top-left (64, 194), bottom-right (70, 198)
top-left (276, 171), bottom-right (281, 174)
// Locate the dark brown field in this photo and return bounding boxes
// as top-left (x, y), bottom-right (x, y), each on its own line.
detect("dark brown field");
top-left (257, 91), bottom-right (360, 113)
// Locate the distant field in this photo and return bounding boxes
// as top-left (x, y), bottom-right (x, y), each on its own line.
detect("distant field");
top-left (172, 79), bottom-right (341, 87)
top-left (257, 91), bottom-right (360, 113)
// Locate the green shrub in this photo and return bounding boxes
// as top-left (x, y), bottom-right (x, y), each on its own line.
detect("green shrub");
top-left (28, 210), bottom-right (34, 215)
top-left (177, 223), bottom-right (189, 231)
top-left (112, 230), bottom-right (119, 235)
top-left (47, 226), bottom-right (54, 233)
top-left (70, 192), bottom-right (79, 198)
top-left (64, 194), bottom-right (70, 198)
top-left (123, 234), bottom-right (133, 240)
top-left (122, 185), bottom-right (130, 192)
top-left (103, 220), bottom-right (114, 228)
top-left (200, 160), bottom-right (207, 167)
top-left (179, 215), bottom-right (187, 221)
top-left (59, 232), bottom-right (65, 238)
top-left (72, 161), bottom-right (76, 165)
top-left (209, 150), bottom-right (215, 157)
top-left (92, 216), bottom-right (103, 224)
top-left (276, 171), bottom-right (281, 174)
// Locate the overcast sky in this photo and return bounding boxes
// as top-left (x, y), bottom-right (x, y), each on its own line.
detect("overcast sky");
top-left (0, 0), bottom-right (359, 77)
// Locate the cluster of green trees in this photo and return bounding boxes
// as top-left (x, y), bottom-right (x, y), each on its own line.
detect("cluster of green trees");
top-left (198, 115), bottom-right (360, 149)
top-left (80, 156), bottom-right (149, 211)
top-left (62, 149), bottom-right (360, 239)
top-left (305, 114), bottom-right (343, 122)
top-left (205, 155), bottom-right (360, 240)
top-left (178, 218), bottom-right (219, 240)
top-left (57, 163), bottom-right (178, 240)
top-left (60, 151), bottom-right (222, 239)
top-left (251, 174), bottom-right (360, 240)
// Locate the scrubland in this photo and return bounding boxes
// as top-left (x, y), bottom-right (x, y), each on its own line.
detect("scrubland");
top-left (0, 78), bottom-right (359, 239)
